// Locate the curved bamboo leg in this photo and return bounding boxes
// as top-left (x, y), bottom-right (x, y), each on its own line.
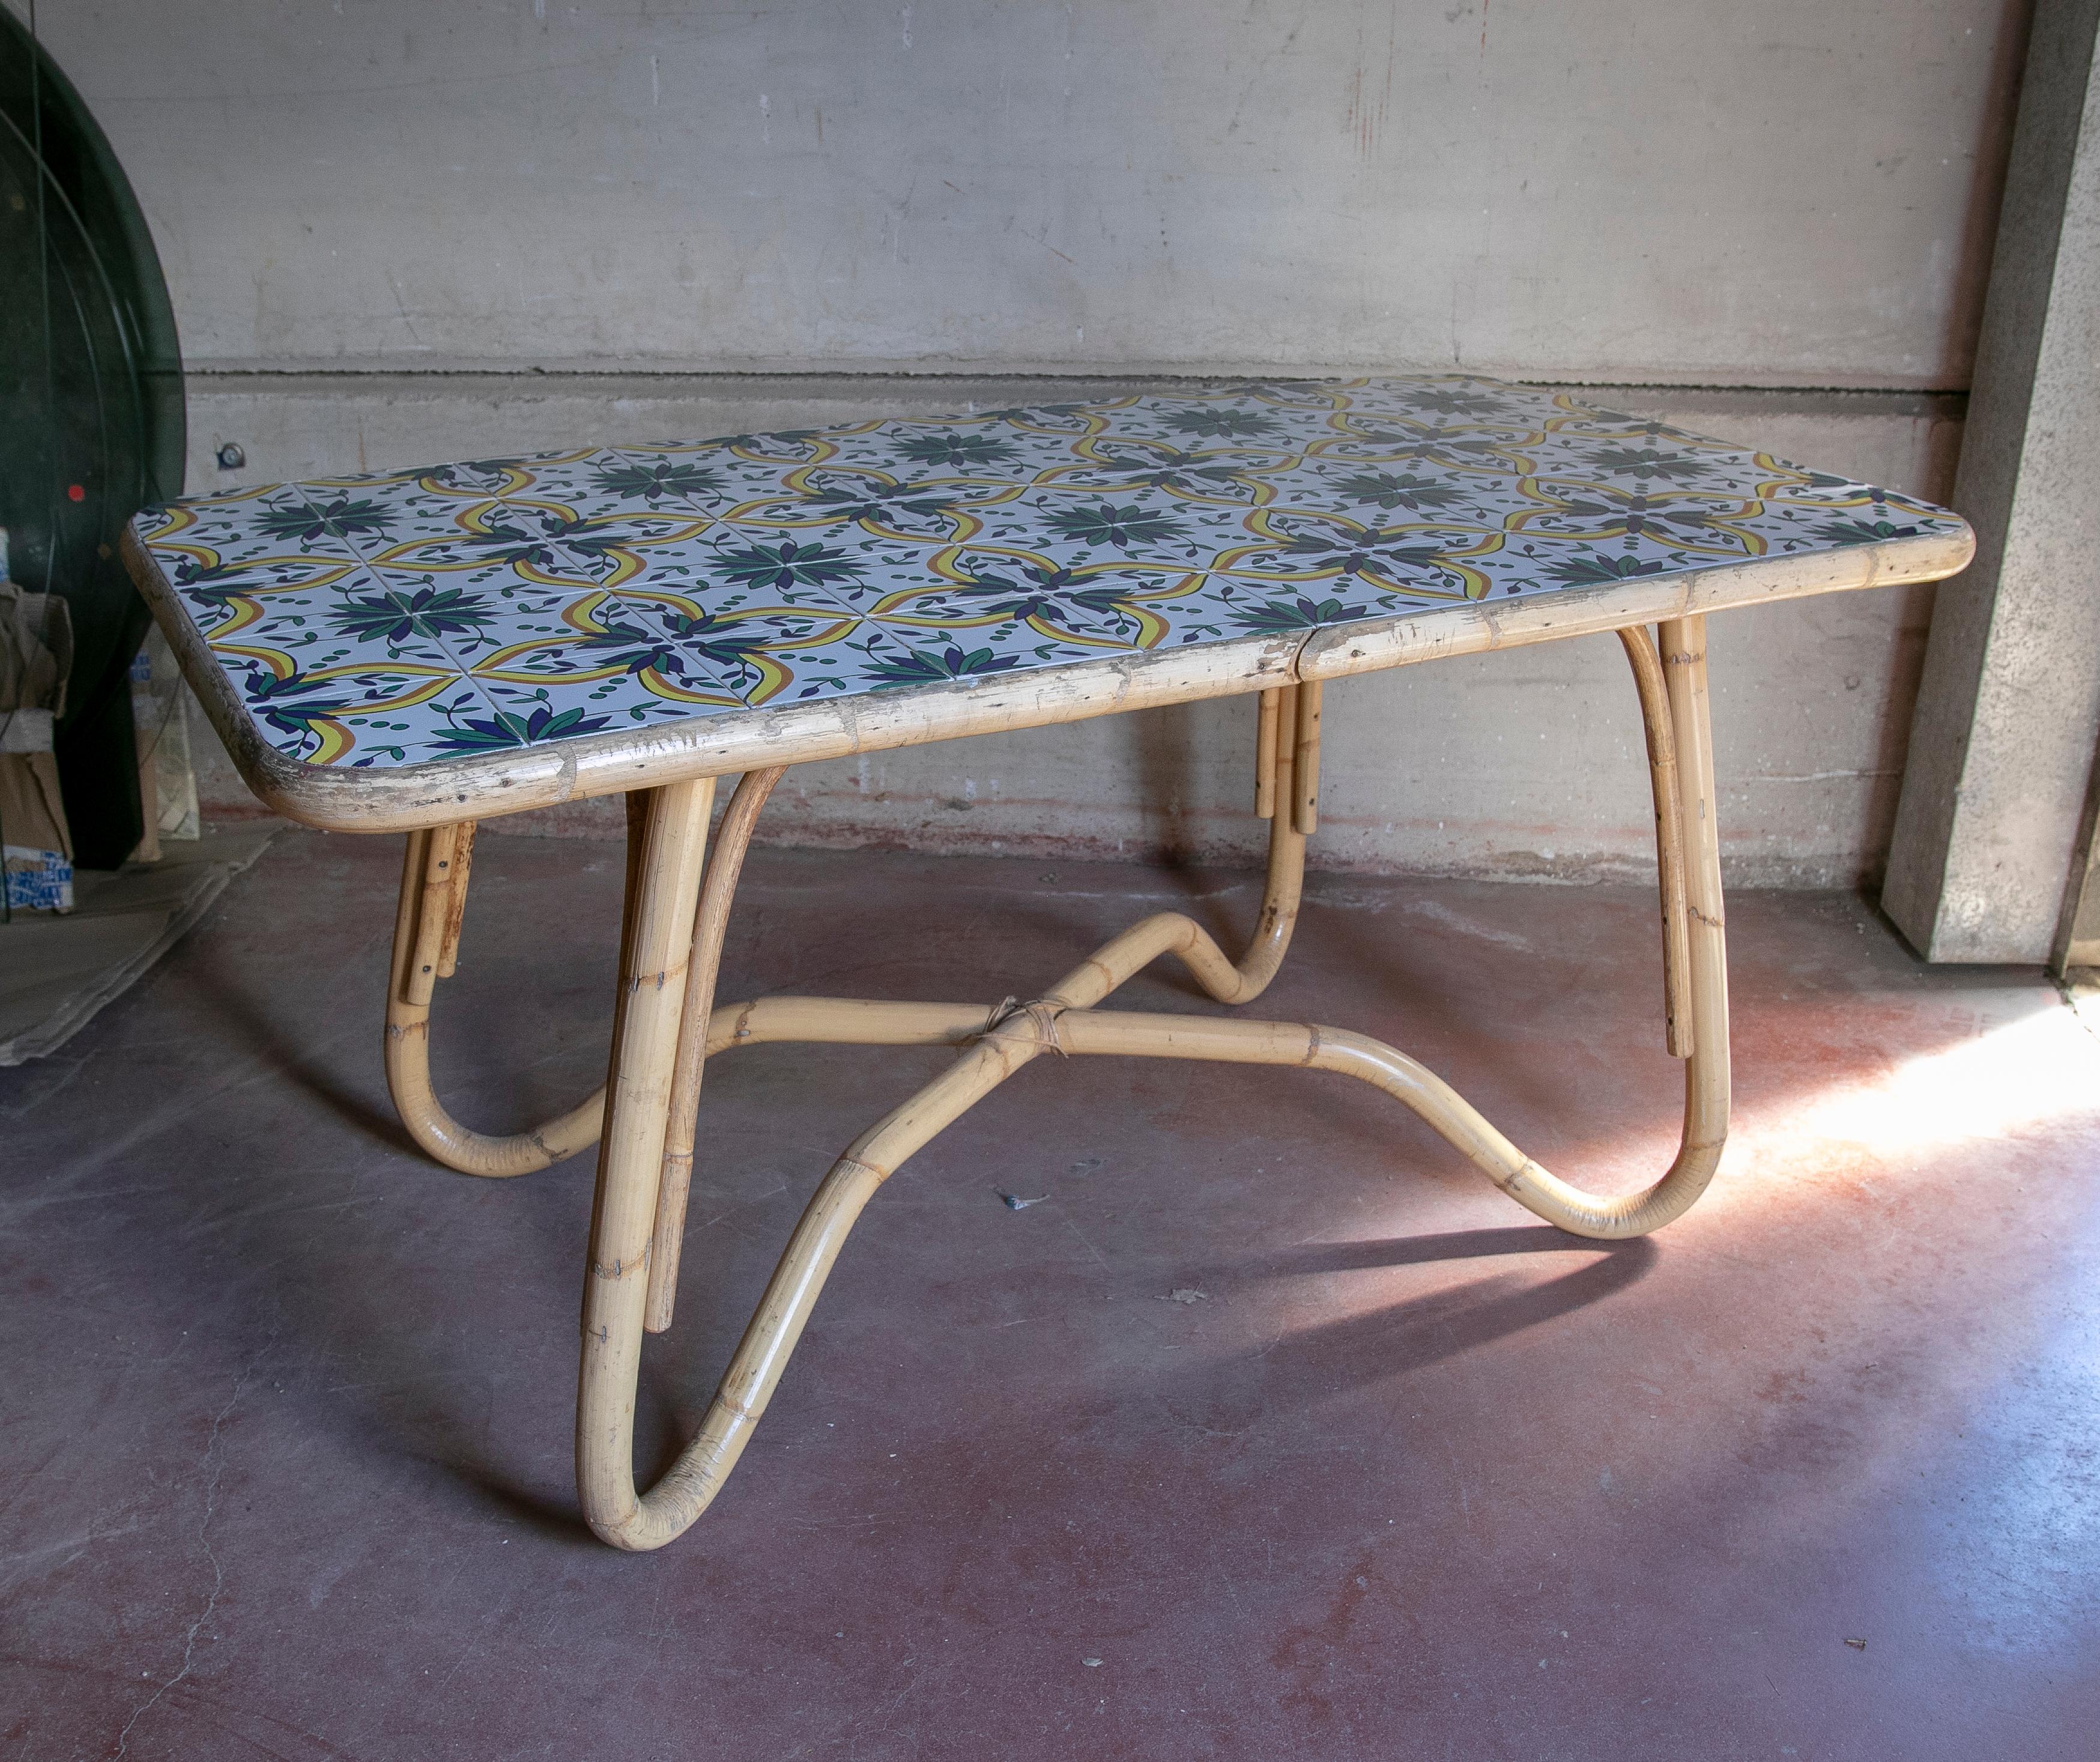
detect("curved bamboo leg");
top-left (1619, 626), bottom-right (1695, 1058)
top-left (1254, 687), bottom-right (1282, 817)
top-left (577, 778), bottom-right (716, 1547)
top-left (638, 719), bottom-right (1305, 1328)
top-left (384, 822), bottom-right (608, 1176)
top-left (1650, 613), bottom-right (1732, 1216)
top-left (646, 767), bottom-right (785, 1332)
top-left (1223, 682), bottom-right (1310, 1002)
top-left (1505, 611), bottom-right (1728, 1236)
top-left (576, 882), bottom-right (1243, 1550)
top-left (576, 885), bottom-right (1723, 1552)
top-left (574, 628), bottom-right (1726, 1548)
top-left (1292, 680), bottom-right (1322, 835)
top-left (386, 684), bottom-right (1309, 1186)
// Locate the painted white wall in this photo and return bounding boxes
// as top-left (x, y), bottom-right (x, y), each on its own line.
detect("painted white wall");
top-left (31, 0), bottom-right (2023, 385)
top-left (15, 1), bottom-right (2024, 881)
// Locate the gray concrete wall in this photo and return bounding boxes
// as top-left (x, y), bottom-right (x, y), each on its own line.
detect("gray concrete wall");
top-left (21, 1), bottom-right (2027, 882)
top-left (29, 0), bottom-right (2026, 387)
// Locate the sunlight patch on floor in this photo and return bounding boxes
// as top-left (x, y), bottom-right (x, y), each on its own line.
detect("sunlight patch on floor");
top-left (1788, 1001), bottom-right (2100, 1154)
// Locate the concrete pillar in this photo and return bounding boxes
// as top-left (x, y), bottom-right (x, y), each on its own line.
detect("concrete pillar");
top-left (2053, 742), bottom-right (2100, 967)
top-left (1884, 0), bottom-right (2100, 963)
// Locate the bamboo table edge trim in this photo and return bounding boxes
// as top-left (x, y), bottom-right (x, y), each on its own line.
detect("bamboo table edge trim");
top-left (121, 522), bottom-right (1971, 834)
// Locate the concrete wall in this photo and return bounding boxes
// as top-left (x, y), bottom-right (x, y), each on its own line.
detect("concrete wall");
top-left (31, 0), bottom-right (2025, 386)
top-left (1886, 0), bottom-right (2100, 960)
top-left (22, 0), bottom-right (2030, 882)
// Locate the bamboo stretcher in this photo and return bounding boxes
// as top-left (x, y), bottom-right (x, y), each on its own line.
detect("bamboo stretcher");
top-left (384, 617), bottom-right (1727, 1552)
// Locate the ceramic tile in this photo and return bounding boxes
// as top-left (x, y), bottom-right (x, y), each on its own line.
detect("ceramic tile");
top-left (1150, 568), bottom-right (1430, 640)
top-left (588, 446), bottom-right (746, 523)
top-left (135, 376), bottom-right (1970, 772)
top-left (208, 599), bottom-right (496, 769)
top-left (980, 486), bottom-right (1239, 578)
top-left (135, 486), bottom-right (377, 613)
top-left (467, 654), bottom-right (740, 754)
top-left (860, 559), bottom-right (1206, 652)
top-left (657, 601), bottom-right (887, 707)
top-left (765, 617), bottom-right (1124, 701)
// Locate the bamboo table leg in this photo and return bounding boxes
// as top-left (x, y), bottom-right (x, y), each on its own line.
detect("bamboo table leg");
top-left (372, 618), bottom-right (1731, 1551)
top-left (384, 820), bottom-right (608, 1175)
top-left (383, 769), bottom-right (794, 1186)
top-left (576, 778), bottom-right (716, 1546)
top-left (568, 620), bottom-right (1730, 1550)
top-left (649, 767), bottom-right (786, 1332)
top-left (380, 696), bottom-right (1314, 1186)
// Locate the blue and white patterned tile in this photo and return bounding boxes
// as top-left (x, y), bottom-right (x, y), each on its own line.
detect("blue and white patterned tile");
top-left (1030, 436), bottom-right (1294, 510)
top-left (700, 599), bottom-right (1128, 706)
top-left (701, 456), bottom-right (1023, 557)
top-left (831, 622), bottom-right (1126, 697)
top-left (989, 486), bottom-right (1244, 578)
top-left (482, 449), bottom-right (715, 530)
top-left (280, 473), bottom-right (494, 553)
top-left (353, 560), bottom-right (573, 670)
top-left (855, 569), bottom-right (1142, 655)
top-left (272, 452), bottom-right (693, 574)
top-left (466, 655), bottom-right (740, 755)
top-left (846, 422), bottom-right (1040, 482)
top-left (451, 567), bottom-right (737, 679)
top-left (136, 375), bottom-right (1971, 772)
top-left (578, 446), bottom-right (745, 525)
top-left (391, 511), bottom-right (713, 601)
top-left (164, 560), bottom-right (367, 645)
top-left (867, 553), bottom-right (1275, 654)
top-left (638, 528), bottom-right (892, 624)
top-left (453, 566), bottom-right (750, 740)
top-left (140, 485), bottom-right (378, 615)
top-left (1283, 456), bottom-right (1508, 530)
top-left (650, 602), bottom-right (877, 708)
top-left (612, 430), bottom-right (830, 492)
top-left (1164, 568), bottom-right (1446, 640)
top-left (210, 608), bottom-right (492, 769)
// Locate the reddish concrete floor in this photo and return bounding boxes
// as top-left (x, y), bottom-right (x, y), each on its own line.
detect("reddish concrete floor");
top-left (3, 830), bottom-right (2097, 1761)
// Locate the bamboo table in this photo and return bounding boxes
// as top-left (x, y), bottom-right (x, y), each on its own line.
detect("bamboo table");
top-left (126, 377), bottom-right (1971, 1552)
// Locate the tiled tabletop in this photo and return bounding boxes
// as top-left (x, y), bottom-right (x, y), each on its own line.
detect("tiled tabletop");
top-left (131, 376), bottom-right (1965, 775)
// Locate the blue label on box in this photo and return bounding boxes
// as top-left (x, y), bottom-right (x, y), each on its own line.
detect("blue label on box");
top-left (3, 847), bottom-right (74, 913)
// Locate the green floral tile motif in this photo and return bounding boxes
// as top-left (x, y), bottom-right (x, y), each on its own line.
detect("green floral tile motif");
top-left (133, 376), bottom-right (1965, 771)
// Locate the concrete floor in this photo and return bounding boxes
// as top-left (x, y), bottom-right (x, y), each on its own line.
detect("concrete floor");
top-left (4, 831), bottom-right (2097, 1761)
